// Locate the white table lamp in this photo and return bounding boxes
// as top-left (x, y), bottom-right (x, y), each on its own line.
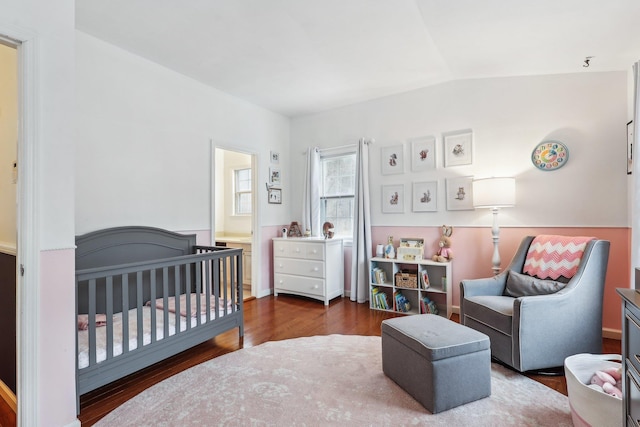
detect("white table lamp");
top-left (473, 177), bottom-right (516, 275)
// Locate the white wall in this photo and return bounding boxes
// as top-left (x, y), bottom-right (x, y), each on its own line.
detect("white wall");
top-left (0, 44), bottom-right (17, 250)
top-left (291, 72), bottom-right (628, 228)
top-left (75, 31), bottom-right (290, 234)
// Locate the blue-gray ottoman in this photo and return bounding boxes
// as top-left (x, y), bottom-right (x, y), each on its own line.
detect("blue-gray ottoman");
top-left (381, 314), bottom-right (491, 413)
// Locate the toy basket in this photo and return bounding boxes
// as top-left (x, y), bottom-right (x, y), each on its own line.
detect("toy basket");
top-left (394, 272), bottom-right (417, 288)
top-left (564, 353), bottom-right (622, 427)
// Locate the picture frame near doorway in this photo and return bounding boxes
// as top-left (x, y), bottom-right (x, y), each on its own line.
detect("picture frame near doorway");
top-left (268, 188), bottom-right (282, 204)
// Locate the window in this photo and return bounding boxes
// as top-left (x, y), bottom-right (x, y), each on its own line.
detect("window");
top-left (320, 153), bottom-right (356, 238)
top-left (234, 168), bottom-right (252, 215)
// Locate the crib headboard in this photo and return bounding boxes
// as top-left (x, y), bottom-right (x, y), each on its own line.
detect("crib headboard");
top-left (75, 226), bottom-right (199, 314)
top-left (76, 226), bottom-right (197, 270)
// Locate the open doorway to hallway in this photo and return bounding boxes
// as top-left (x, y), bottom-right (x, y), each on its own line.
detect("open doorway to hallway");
top-left (0, 39), bottom-right (18, 424)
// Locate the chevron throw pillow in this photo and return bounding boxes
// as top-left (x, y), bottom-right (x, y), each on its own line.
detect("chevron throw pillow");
top-left (523, 235), bottom-right (595, 281)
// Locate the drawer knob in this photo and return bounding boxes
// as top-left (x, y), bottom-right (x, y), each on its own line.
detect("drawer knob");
top-left (313, 267), bottom-right (319, 272)
top-left (295, 248), bottom-right (301, 253)
top-left (278, 280), bottom-right (283, 284)
top-left (313, 284), bottom-right (319, 289)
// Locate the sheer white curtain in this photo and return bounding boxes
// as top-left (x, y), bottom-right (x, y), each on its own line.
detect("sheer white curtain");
top-left (350, 138), bottom-right (372, 303)
top-left (632, 61), bottom-right (640, 281)
top-left (302, 147), bottom-right (321, 236)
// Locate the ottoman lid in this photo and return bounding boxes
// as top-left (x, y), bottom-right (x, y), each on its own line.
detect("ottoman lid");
top-left (382, 315), bottom-right (489, 361)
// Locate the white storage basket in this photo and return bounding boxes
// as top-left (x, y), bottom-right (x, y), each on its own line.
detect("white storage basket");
top-left (564, 353), bottom-right (623, 427)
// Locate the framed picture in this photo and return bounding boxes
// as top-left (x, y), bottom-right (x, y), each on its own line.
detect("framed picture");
top-left (443, 129), bottom-right (473, 167)
top-left (412, 181), bottom-right (438, 212)
top-left (410, 136), bottom-right (436, 171)
top-left (270, 150), bottom-right (280, 164)
top-left (445, 176), bottom-right (474, 211)
top-left (381, 184), bottom-right (404, 213)
top-left (269, 167), bottom-right (281, 186)
top-left (381, 144), bottom-right (404, 175)
top-left (268, 188), bottom-right (282, 204)
top-left (628, 120), bottom-right (634, 175)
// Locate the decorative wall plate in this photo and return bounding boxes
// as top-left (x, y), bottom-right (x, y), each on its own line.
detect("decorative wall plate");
top-left (531, 140), bottom-right (569, 171)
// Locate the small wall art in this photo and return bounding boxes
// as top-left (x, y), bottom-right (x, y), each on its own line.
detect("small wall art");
top-left (443, 129), bottom-right (473, 167)
top-left (381, 144), bottom-right (405, 175)
top-left (269, 167), bottom-right (281, 186)
top-left (381, 184), bottom-right (404, 213)
top-left (268, 188), bottom-right (282, 204)
top-left (270, 150), bottom-right (280, 164)
top-left (445, 176), bottom-right (474, 211)
top-left (410, 136), bottom-right (436, 172)
top-left (412, 181), bottom-right (438, 212)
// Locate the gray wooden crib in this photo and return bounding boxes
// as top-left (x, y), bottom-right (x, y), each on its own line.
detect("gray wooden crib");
top-left (75, 226), bottom-right (243, 412)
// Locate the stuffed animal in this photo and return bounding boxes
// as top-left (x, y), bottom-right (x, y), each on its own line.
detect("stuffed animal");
top-left (432, 225), bottom-right (453, 263)
top-left (589, 366), bottom-right (623, 399)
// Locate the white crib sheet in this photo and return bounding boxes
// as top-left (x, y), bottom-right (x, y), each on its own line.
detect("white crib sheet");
top-left (78, 306), bottom-right (227, 369)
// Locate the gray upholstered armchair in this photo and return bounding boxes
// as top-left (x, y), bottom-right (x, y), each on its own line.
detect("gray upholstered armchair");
top-left (459, 235), bottom-right (610, 372)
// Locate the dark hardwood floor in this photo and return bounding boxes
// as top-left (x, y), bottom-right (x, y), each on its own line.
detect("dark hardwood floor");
top-left (78, 295), bottom-right (621, 426)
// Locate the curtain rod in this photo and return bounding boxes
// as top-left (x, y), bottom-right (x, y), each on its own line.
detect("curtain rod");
top-left (301, 139), bottom-right (374, 155)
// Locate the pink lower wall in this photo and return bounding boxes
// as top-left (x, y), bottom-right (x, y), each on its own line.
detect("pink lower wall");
top-left (39, 248), bottom-right (76, 426)
top-left (261, 225), bottom-right (629, 333)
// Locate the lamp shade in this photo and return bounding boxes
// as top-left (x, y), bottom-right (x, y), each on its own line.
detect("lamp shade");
top-left (473, 177), bottom-right (516, 208)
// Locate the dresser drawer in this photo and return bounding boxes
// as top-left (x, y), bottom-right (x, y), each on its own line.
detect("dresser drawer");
top-left (274, 257), bottom-right (325, 278)
top-left (626, 310), bottom-right (640, 377)
top-left (273, 240), bottom-right (325, 261)
top-left (274, 273), bottom-right (324, 297)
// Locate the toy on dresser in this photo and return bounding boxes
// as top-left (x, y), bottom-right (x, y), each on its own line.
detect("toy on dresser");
top-left (432, 225), bottom-right (453, 263)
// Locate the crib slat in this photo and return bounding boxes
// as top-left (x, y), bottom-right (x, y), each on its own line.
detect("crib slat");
top-left (163, 267), bottom-right (169, 339)
top-left (121, 274), bottom-right (129, 353)
top-left (195, 260), bottom-right (202, 327)
top-left (185, 264), bottom-right (192, 324)
top-left (150, 269), bottom-right (157, 343)
top-left (204, 260), bottom-right (211, 322)
top-left (106, 277), bottom-right (114, 360)
top-left (88, 279), bottom-right (97, 366)
top-left (136, 271), bottom-right (143, 350)
top-left (174, 265), bottom-right (181, 331)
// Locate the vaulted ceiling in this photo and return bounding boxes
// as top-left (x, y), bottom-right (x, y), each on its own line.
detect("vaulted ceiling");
top-left (76, 0), bottom-right (640, 117)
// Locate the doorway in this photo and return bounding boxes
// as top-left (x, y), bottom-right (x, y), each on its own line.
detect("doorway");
top-left (212, 146), bottom-right (258, 300)
top-left (0, 39), bottom-right (17, 422)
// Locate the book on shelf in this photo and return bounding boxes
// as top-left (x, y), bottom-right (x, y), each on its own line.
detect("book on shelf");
top-left (420, 270), bottom-right (430, 289)
top-left (422, 296), bottom-right (439, 315)
top-left (371, 267), bottom-right (388, 285)
top-left (394, 290), bottom-right (411, 313)
top-left (371, 287), bottom-right (389, 310)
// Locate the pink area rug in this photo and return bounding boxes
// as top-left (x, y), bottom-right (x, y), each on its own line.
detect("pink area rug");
top-left (96, 334), bottom-right (572, 426)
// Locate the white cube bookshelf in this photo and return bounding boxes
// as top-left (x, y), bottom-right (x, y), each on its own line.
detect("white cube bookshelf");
top-left (369, 257), bottom-right (452, 319)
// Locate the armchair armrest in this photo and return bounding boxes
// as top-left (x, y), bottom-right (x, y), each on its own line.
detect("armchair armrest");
top-left (460, 273), bottom-right (507, 298)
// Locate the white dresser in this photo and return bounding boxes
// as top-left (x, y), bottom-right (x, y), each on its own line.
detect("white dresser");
top-left (273, 237), bottom-right (344, 305)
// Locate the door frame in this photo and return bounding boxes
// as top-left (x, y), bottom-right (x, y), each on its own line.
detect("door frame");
top-left (210, 142), bottom-right (260, 298)
top-left (0, 28), bottom-right (40, 426)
